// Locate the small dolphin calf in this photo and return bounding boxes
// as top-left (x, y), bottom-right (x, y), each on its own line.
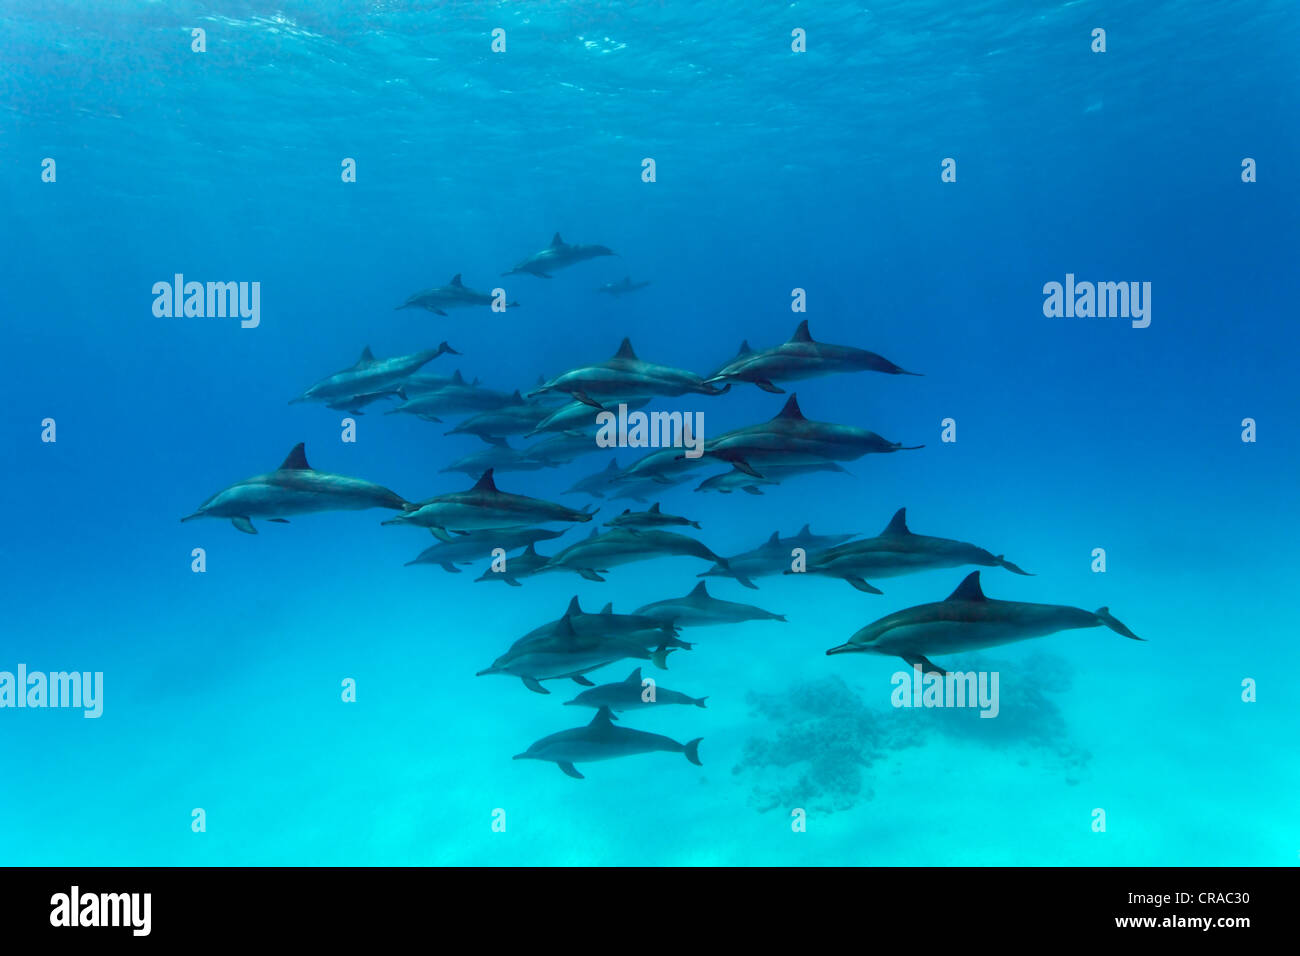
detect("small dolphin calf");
top-left (597, 277), bottom-right (651, 297)
top-left (604, 502), bottom-right (700, 530)
top-left (527, 396), bottom-right (649, 438)
top-left (531, 339), bottom-right (728, 408)
top-left (826, 571), bottom-right (1144, 674)
top-left (699, 525), bottom-right (858, 589)
top-left (504, 232), bottom-right (616, 279)
top-left (565, 667), bottom-right (706, 714)
top-left (541, 528), bottom-right (729, 581)
top-left (385, 371), bottom-right (515, 421)
top-left (404, 526), bottom-right (566, 573)
top-left (695, 461), bottom-right (849, 495)
top-left (704, 320), bottom-right (919, 393)
top-left (696, 393), bottom-right (922, 478)
top-left (396, 274), bottom-right (519, 315)
top-left (564, 458), bottom-right (624, 498)
top-left (440, 441), bottom-right (549, 478)
top-left (473, 542), bottom-right (553, 586)
top-left (384, 469), bottom-right (595, 537)
top-left (182, 443), bottom-right (410, 534)
top-left (322, 386), bottom-right (408, 415)
top-left (445, 393), bottom-right (552, 445)
top-left (290, 343), bottom-right (458, 406)
top-left (799, 508), bottom-right (1033, 592)
top-left (636, 581), bottom-right (786, 628)
top-left (513, 706), bottom-right (702, 778)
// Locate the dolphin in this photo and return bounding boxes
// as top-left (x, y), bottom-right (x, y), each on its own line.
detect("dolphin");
top-left (444, 392), bottom-right (553, 445)
top-left (616, 445), bottom-right (710, 486)
top-left (512, 706), bottom-right (702, 778)
top-left (321, 385), bottom-right (408, 415)
top-left (181, 443), bottom-right (411, 534)
top-left (635, 581), bottom-right (786, 627)
top-left (404, 526), bottom-right (566, 572)
top-left (503, 232), bottom-right (616, 279)
top-left (564, 667), bottom-right (706, 715)
top-left (596, 277), bottom-right (651, 297)
top-left (396, 274), bottom-right (518, 315)
top-left (609, 473), bottom-right (692, 503)
top-left (825, 571), bottom-right (1144, 674)
top-left (694, 461), bottom-right (849, 495)
top-left (704, 320), bottom-right (920, 393)
top-left (384, 371), bottom-right (515, 421)
top-left (473, 542), bottom-right (554, 586)
top-left (529, 339), bottom-right (729, 408)
top-left (526, 396), bottom-right (649, 438)
top-left (523, 430), bottom-right (603, 467)
top-left (541, 527), bottom-right (730, 581)
top-left (506, 596), bottom-right (684, 662)
top-left (383, 469), bottom-right (595, 537)
top-left (699, 525), bottom-right (858, 589)
top-left (694, 393), bottom-right (923, 478)
top-left (563, 458), bottom-right (624, 498)
top-left (289, 343), bottom-right (458, 406)
top-left (604, 502), bottom-right (700, 530)
top-left (440, 441), bottom-right (549, 478)
top-left (477, 614), bottom-right (653, 694)
top-left (797, 508), bottom-right (1033, 592)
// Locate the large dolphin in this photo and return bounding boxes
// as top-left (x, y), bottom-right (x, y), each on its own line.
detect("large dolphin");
top-left (694, 461), bottom-right (849, 495)
top-left (596, 277), bottom-right (651, 297)
top-left (512, 705), bottom-right (702, 778)
top-left (508, 597), bottom-right (684, 661)
top-left (530, 339), bottom-right (729, 408)
top-left (181, 443), bottom-right (411, 534)
top-left (541, 527), bottom-right (729, 581)
top-left (383, 469), bottom-right (595, 537)
top-left (563, 458), bottom-right (624, 498)
top-left (699, 525), bottom-right (858, 589)
top-left (404, 526), bottom-right (566, 572)
top-left (704, 320), bottom-right (920, 393)
top-left (797, 508), bottom-right (1033, 592)
top-left (396, 274), bottom-right (518, 315)
top-left (635, 581), bottom-right (786, 627)
top-left (826, 571), bottom-right (1144, 674)
top-left (384, 371), bottom-right (514, 421)
top-left (694, 393), bottom-right (922, 478)
top-left (289, 343), bottom-right (458, 406)
top-left (477, 614), bottom-right (652, 694)
top-left (503, 232), bottom-right (616, 278)
top-left (604, 502), bottom-right (700, 530)
top-left (564, 667), bottom-right (706, 714)
top-left (444, 392), bottom-right (553, 445)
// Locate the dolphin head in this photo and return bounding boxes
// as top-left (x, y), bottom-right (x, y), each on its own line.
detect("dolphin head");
top-left (826, 621), bottom-right (888, 655)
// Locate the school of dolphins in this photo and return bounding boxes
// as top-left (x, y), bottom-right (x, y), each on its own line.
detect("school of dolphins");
top-left (183, 232), bottom-right (1144, 781)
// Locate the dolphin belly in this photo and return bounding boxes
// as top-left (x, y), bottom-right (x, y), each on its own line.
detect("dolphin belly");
top-left (871, 619), bottom-right (1086, 656)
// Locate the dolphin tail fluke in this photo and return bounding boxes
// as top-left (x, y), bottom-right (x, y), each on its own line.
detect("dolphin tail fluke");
top-left (650, 646), bottom-right (676, 670)
top-left (844, 576), bottom-right (883, 595)
top-left (997, 556), bottom-right (1034, 576)
top-left (1096, 607), bottom-right (1144, 641)
top-left (693, 697), bottom-right (708, 709)
top-left (436, 341), bottom-right (461, 356)
top-left (556, 761), bottom-right (584, 779)
top-left (683, 738), bottom-right (703, 767)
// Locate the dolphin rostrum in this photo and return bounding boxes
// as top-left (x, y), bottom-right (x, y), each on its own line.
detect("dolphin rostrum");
top-left (596, 277), bottom-right (651, 297)
top-left (694, 393), bottom-right (922, 478)
top-left (825, 571), bottom-right (1144, 674)
top-left (704, 320), bottom-right (920, 393)
top-left (635, 581), bottom-right (786, 627)
top-left (530, 339), bottom-right (728, 408)
top-left (796, 508), bottom-right (1033, 592)
top-left (383, 468), bottom-right (595, 537)
top-left (289, 343), bottom-right (458, 406)
top-left (564, 667), bottom-right (706, 714)
top-left (396, 274), bottom-right (518, 315)
top-left (512, 705), bottom-right (702, 778)
top-left (181, 443), bottom-right (411, 534)
top-left (503, 232), bottom-right (616, 279)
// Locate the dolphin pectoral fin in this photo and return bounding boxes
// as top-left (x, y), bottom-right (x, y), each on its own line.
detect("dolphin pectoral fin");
top-left (480, 435), bottom-right (511, 447)
top-left (557, 761), bottom-right (584, 779)
top-left (998, 556), bottom-right (1034, 576)
top-left (267, 518), bottom-right (290, 523)
top-left (538, 273), bottom-right (553, 279)
top-left (577, 569), bottom-right (606, 582)
top-left (503, 577), bottom-right (522, 587)
top-left (571, 676), bottom-right (595, 686)
top-left (432, 309), bottom-right (448, 316)
top-left (733, 574), bottom-right (759, 590)
top-left (1095, 607), bottom-right (1144, 641)
top-left (741, 486), bottom-right (764, 495)
top-left (522, 677), bottom-right (550, 695)
top-left (901, 654), bottom-right (947, 676)
top-left (731, 459), bottom-right (763, 479)
top-left (754, 379), bottom-right (785, 394)
top-left (571, 390), bottom-right (603, 409)
top-left (650, 646), bottom-right (675, 670)
top-left (844, 576), bottom-right (883, 595)
top-left (231, 517), bottom-right (257, 534)
top-left (429, 527), bottom-right (455, 542)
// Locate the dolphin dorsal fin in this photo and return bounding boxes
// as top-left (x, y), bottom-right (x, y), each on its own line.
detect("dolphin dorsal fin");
top-left (471, 469), bottom-right (498, 493)
top-left (767, 531), bottom-right (781, 544)
top-left (774, 394), bottom-right (806, 420)
top-left (796, 524), bottom-right (812, 538)
top-left (450, 273), bottom-right (464, 288)
top-left (736, 339), bottom-right (753, 356)
top-left (589, 705), bottom-right (616, 727)
top-left (946, 571), bottom-right (986, 602)
top-left (557, 613), bottom-right (579, 639)
top-left (789, 320), bottom-right (814, 343)
top-left (690, 581), bottom-right (709, 598)
top-left (613, 338), bottom-right (638, 361)
top-left (278, 443), bottom-right (311, 470)
top-left (355, 346), bottom-right (376, 366)
top-left (550, 232), bottom-right (564, 248)
top-left (600, 603), bottom-right (613, 614)
top-left (565, 595), bottom-right (584, 616)
top-left (620, 508), bottom-right (631, 515)
top-left (882, 508), bottom-right (910, 535)
top-left (623, 667), bottom-right (643, 684)
top-left (649, 503), bottom-right (661, 513)
top-left (510, 390), bottom-right (522, 401)
top-left (604, 459), bottom-right (620, 472)
top-left (523, 543), bottom-right (538, 556)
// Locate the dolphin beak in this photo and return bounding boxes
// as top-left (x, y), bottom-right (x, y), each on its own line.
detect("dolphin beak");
top-left (475, 668), bottom-right (497, 677)
top-left (512, 753), bottom-right (529, 760)
top-left (825, 643), bottom-right (861, 656)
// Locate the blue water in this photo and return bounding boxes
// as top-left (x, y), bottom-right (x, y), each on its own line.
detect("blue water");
top-left (2, 1), bottom-right (1298, 865)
